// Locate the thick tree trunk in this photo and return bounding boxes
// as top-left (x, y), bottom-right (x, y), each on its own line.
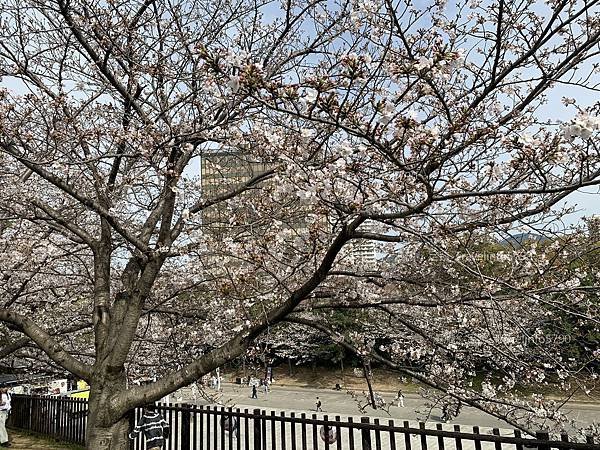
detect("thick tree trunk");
top-left (86, 416), bottom-right (130, 450)
top-left (86, 371), bottom-right (131, 450)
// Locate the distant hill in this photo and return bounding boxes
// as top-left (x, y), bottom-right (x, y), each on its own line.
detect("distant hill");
top-left (501, 232), bottom-right (550, 247)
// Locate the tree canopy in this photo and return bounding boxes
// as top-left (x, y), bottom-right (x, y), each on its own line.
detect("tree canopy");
top-left (0, 0), bottom-right (599, 447)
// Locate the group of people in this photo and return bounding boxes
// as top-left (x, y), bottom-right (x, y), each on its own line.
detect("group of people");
top-left (248, 379), bottom-right (325, 413)
top-left (369, 389), bottom-right (405, 409)
top-left (250, 378), bottom-right (271, 399)
top-left (209, 375), bottom-right (222, 391)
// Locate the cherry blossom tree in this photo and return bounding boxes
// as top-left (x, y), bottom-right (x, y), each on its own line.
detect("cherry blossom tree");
top-left (288, 226), bottom-right (600, 434)
top-left (1, 0), bottom-right (599, 447)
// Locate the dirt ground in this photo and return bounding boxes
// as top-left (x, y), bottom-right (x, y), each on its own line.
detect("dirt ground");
top-left (271, 365), bottom-right (413, 392)
top-left (230, 365), bottom-right (430, 394)
top-left (228, 365), bottom-right (600, 402)
top-left (6, 430), bottom-right (83, 449)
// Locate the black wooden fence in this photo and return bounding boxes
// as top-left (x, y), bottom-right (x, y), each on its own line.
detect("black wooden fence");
top-left (7, 395), bottom-right (600, 450)
top-left (8, 394), bottom-right (87, 444)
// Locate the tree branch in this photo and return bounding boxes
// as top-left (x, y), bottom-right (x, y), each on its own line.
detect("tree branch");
top-left (0, 310), bottom-right (92, 380)
top-left (284, 316), bottom-right (536, 435)
top-left (0, 141), bottom-right (151, 254)
top-left (115, 217), bottom-right (363, 414)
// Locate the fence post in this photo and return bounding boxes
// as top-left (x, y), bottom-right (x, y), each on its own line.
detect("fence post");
top-left (454, 424), bottom-right (463, 450)
top-left (472, 425), bottom-right (481, 450)
top-left (419, 422), bottom-right (428, 450)
top-left (492, 428), bottom-right (502, 450)
top-left (128, 409), bottom-right (136, 450)
top-left (436, 423), bottom-right (445, 450)
top-left (253, 408), bottom-right (262, 450)
top-left (28, 396), bottom-right (32, 430)
top-left (514, 429), bottom-right (524, 450)
top-left (55, 398), bottom-right (61, 438)
top-left (388, 419), bottom-right (396, 450)
top-left (536, 431), bottom-right (550, 450)
top-left (361, 417), bottom-right (372, 450)
top-left (300, 413), bottom-right (307, 450)
top-left (181, 404), bottom-right (191, 450)
top-left (280, 411), bottom-right (287, 450)
top-left (403, 420), bottom-right (411, 450)
top-left (323, 414), bottom-right (330, 450)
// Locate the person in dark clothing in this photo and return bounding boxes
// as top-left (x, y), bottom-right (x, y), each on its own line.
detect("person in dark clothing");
top-left (129, 404), bottom-right (170, 450)
top-left (441, 404), bottom-right (450, 422)
top-left (251, 384), bottom-right (258, 399)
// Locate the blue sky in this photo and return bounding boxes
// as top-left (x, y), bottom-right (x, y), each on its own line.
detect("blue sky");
top-left (532, 69), bottom-right (600, 226)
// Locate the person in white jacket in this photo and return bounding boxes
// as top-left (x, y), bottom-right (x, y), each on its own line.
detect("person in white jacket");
top-left (0, 387), bottom-right (11, 448)
top-left (395, 389), bottom-right (405, 407)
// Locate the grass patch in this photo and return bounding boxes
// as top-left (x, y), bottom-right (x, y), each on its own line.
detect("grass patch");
top-left (8, 427), bottom-right (85, 449)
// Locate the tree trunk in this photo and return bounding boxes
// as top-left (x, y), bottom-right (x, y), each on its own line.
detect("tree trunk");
top-left (363, 361), bottom-right (376, 409)
top-left (86, 416), bottom-right (130, 450)
top-left (86, 371), bottom-right (131, 450)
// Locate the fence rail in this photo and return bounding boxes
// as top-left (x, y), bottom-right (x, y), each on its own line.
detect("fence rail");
top-left (8, 394), bottom-right (87, 445)
top-left (7, 395), bottom-right (600, 450)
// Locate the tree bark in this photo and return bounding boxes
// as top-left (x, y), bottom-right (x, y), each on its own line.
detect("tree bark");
top-left (363, 360), bottom-right (376, 410)
top-left (86, 371), bottom-right (131, 449)
top-left (86, 416), bottom-right (130, 450)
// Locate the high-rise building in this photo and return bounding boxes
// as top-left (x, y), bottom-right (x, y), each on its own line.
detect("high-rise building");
top-left (352, 233), bottom-right (377, 269)
top-left (200, 151), bottom-right (271, 229)
top-left (200, 151), bottom-right (377, 268)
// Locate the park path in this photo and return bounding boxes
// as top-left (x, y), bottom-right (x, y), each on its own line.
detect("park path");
top-left (7, 429), bottom-right (81, 449)
top-left (179, 382), bottom-right (600, 428)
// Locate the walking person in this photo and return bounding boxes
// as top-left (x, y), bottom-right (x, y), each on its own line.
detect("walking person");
top-left (263, 379), bottom-right (269, 396)
top-left (129, 404), bottom-right (170, 450)
top-left (315, 397), bottom-right (322, 412)
top-left (441, 404), bottom-right (449, 423)
top-left (251, 384), bottom-right (258, 399)
top-left (374, 393), bottom-right (386, 408)
top-left (396, 389), bottom-right (405, 407)
top-left (0, 387), bottom-right (11, 448)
